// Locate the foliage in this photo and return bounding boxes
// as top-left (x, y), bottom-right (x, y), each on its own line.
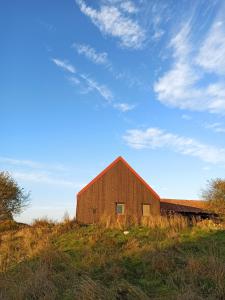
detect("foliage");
top-left (202, 178), bottom-right (225, 216)
top-left (0, 220), bottom-right (24, 233)
top-left (1, 217), bottom-right (225, 299)
top-left (0, 171), bottom-right (30, 221)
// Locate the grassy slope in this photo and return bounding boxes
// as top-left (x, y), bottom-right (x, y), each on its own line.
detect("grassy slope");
top-left (0, 219), bottom-right (225, 299)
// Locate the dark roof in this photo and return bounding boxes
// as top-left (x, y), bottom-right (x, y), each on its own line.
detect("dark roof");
top-left (160, 199), bottom-right (209, 214)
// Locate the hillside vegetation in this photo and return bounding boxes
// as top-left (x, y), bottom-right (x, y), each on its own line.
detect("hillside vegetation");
top-left (0, 217), bottom-right (225, 300)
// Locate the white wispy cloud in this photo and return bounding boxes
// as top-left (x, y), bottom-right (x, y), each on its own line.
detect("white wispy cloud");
top-left (154, 20), bottom-right (225, 114)
top-left (69, 74), bottom-right (135, 112)
top-left (151, 12), bottom-right (165, 40)
top-left (141, 1), bottom-right (169, 42)
top-left (52, 58), bottom-right (76, 73)
top-left (52, 56), bottom-right (136, 112)
top-left (55, 56), bottom-right (113, 100)
top-left (0, 156), bottom-right (83, 188)
top-left (80, 74), bottom-right (113, 102)
top-left (170, 23), bottom-right (191, 58)
top-left (204, 122), bottom-right (225, 133)
top-left (73, 43), bottom-right (110, 65)
top-left (0, 157), bottom-right (43, 169)
top-left (154, 23), bottom-right (200, 110)
top-left (79, 74), bottom-right (136, 111)
top-left (152, 24), bottom-right (164, 40)
top-left (69, 76), bottom-right (80, 85)
top-left (123, 127), bottom-right (225, 164)
top-left (72, 42), bottom-right (147, 90)
top-left (181, 114), bottom-right (192, 121)
top-left (154, 62), bottom-right (201, 110)
top-left (120, 1), bottom-right (138, 14)
top-left (13, 171), bottom-right (82, 188)
top-left (113, 102), bottom-right (135, 112)
top-left (76, 0), bottom-right (145, 49)
top-left (0, 156), bottom-right (66, 171)
top-left (196, 21), bottom-right (225, 75)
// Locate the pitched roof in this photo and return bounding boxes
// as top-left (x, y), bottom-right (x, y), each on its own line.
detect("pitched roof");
top-left (161, 199), bottom-right (206, 208)
top-left (160, 198), bottom-right (209, 214)
top-left (77, 156), bottom-right (160, 199)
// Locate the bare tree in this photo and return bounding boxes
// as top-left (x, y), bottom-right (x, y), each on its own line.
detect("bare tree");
top-left (0, 172), bottom-right (30, 221)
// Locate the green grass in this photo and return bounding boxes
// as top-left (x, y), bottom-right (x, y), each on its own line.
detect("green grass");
top-left (0, 219), bottom-right (225, 299)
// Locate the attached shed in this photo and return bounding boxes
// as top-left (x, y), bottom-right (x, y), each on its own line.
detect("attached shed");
top-left (76, 156), bottom-right (161, 224)
top-left (160, 199), bottom-right (215, 219)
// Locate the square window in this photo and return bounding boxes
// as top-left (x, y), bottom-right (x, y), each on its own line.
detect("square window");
top-left (142, 204), bottom-right (151, 216)
top-left (116, 203), bottom-right (125, 215)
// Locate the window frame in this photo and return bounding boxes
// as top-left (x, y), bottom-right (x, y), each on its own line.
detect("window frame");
top-left (116, 203), bottom-right (125, 215)
top-left (142, 204), bottom-right (151, 217)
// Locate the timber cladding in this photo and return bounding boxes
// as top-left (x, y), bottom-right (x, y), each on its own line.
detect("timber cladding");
top-left (76, 157), bottom-right (160, 224)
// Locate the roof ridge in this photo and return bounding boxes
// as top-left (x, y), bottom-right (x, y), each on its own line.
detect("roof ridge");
top-left (77, 156), bottom-right (123, 196)
top-left (77, 156), bottom-right (160, 199)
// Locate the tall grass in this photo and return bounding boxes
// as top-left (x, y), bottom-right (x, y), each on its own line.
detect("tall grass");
top-left (99, 214), bottom-right (189, 232)
top-left (0, 216), bottom-right (225, 299)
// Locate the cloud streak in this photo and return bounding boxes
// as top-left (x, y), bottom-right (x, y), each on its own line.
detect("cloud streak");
top-left (0, 157), bottom-right (43, 169)
top-left (76, 0), bottom-right (145, 49)
top-left (80, 74), bottom-right (113, 102)
top-left (154, 18), bottom-right (225, 114)
top-left (13, 171), bottom-right (82, 188)
top-left (113, 102), bottom-right (136, 112)
top-left (73, 43), bottom-right (110, 66)
top-left (52, 58), bottom-right (76, 73)
top-left (204, 122), bottom-right (225, 133)
top-left (120, 1), bottom-right (138, 14)
top-left (0, 156), bottom-right (66, 171)
top-left (52, 57), bottom-right (135, 112)
top-left (0, 156), bottom-right (83, 188)
top-left (124, 127), bottom-right (225, 164)
top-left (196, 21), bottom-right (225, 75)
top-left (52, 57), bottom-right (113, 103)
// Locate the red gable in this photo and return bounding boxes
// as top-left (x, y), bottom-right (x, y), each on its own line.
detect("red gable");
top-left (77, 156), bottom-right (160, 199)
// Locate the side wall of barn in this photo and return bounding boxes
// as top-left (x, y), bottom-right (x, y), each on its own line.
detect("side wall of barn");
top-left (76, 160), bottom-right (160, 224)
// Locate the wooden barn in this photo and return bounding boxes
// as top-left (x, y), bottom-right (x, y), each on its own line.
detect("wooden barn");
top-left (76, 156), bottom-right (161, 224)
top-left (76, 156), bottom-right (213, 224)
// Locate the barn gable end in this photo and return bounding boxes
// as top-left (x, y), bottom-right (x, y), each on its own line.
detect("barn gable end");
top-left (76, 157), bottom-right (160, 224)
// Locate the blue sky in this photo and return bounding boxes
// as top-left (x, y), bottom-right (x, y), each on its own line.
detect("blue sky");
top-left (1, 0), bottom-right (225, 223)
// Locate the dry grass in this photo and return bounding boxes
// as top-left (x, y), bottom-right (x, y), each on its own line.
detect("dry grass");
top-left (140, 215), bottom-right (189, 230)
top-left (99, 214), bottom-right (189, 231)
top-left (0, 217), bottom-right (225, 299)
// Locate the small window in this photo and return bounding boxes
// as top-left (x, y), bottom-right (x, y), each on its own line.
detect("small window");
top-left (116, 203), bottom-right (125, 215)
top-left (142, 204), bottom-right (151, 216)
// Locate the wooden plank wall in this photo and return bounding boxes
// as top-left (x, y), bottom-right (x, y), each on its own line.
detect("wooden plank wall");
top-left (76, 160), bottom-right (160, 224)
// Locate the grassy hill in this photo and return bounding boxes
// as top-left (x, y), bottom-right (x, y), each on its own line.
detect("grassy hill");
top-left (0, 217), bottom-right (225, 299)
